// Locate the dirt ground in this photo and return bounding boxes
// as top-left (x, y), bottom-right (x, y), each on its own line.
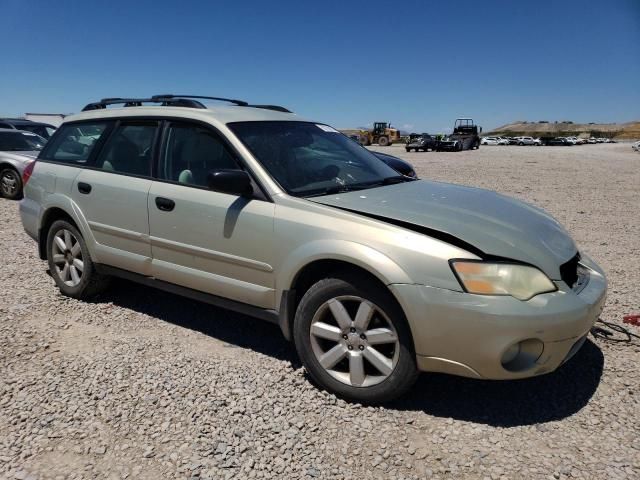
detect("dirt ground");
top-left (1, 143), bottom-right (639, 479)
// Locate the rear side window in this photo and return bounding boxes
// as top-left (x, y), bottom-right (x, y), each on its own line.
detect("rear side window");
top-left (95, 123), bottom-right (157, 177)
top-left (159, 123), bottom-right (239, 187)
top-left (41, 122), bottom-right (110, 164)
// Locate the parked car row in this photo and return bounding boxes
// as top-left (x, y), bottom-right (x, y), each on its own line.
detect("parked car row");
top-left (481, 135), bottom-right (619, 146)
top-left (481, 136), bottom-right (541, 146)
top-left (0, 128), bottom-right (48, 199)
top-left (0, 117), bottom-right (57, 139)
top-left (0, 119), bottom-right (58, 199)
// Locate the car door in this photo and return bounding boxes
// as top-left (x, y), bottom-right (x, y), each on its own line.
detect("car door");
top-left (147, 120), bottom-right (276, 309)
top-left (70, 120), bottom-right (159, 275)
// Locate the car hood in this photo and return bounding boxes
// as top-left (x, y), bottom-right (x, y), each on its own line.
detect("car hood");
top-left (311, 180), bottom-right (577, 279)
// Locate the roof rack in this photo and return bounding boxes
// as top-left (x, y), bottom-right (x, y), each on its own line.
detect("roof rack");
top-left (151, 94), bottom-right (249, 106)
top-left (152, 95), bottom-right (292, 112)
top-left (82, 97), bottom-right (207, 111)
top-left (81, 95), bottom-right (292, 113)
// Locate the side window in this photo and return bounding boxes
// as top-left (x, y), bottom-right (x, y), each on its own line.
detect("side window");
top-left (41, 122), bottom-right (109, 164)
top-left (95, 123), bottom-right (157, 177)
top-left (0, 123), bottom-right (14, 129)
top-left (159, 123), bottom-right (239, 187)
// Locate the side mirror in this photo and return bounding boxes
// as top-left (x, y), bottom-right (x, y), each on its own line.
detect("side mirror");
top-left (207, 169), bottom-right (253, 197)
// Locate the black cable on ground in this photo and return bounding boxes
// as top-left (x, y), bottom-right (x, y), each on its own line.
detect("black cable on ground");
top-left (590, 318), bottom-right (640, 344)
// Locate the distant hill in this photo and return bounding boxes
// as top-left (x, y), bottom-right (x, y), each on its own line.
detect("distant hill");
top-left (486, 121), bottom-right (640, 139)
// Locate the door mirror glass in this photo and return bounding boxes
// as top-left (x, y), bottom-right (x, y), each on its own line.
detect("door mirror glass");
top-left (207, 169), bottom-right (253, 196)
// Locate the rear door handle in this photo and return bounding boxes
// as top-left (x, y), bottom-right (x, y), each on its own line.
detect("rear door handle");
top-left (155, 197), bottom-right (175, 212)
top-left (78, 182), bottom-right (92, 194)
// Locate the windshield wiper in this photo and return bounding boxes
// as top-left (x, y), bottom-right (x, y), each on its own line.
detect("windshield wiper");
top-left (305, 175), bottom-right (415, 197)
top-left (381, 175), bottom-right (413, 185)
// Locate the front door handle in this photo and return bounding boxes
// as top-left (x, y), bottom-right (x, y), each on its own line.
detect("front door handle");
top-left (78, 182), bottom-right (92, 194)
top-left (155, 197), bottom-right (175, 212)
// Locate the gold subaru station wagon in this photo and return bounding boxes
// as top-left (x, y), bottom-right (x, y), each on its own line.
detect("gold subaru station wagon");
top-left (19, 95), bottom-right (607, 403)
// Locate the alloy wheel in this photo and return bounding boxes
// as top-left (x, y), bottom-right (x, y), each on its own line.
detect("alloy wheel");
top-left (51, 229), bottom-right (84, 287)
top-left (309, 295), bottom-right (400, 387)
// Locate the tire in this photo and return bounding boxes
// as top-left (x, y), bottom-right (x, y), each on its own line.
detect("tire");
top-left (293, 275), bottom-right (418, 403)
top-left (0, 168), bottom-right (22, 200)
top-left (46, 220), bottom-right (110, 299)
top-left (378, 136), bottom-right (389, 147)
top-left (518, 142), bottom-right (524, 146)
top-left (405, 148), bottom-right (410, 153)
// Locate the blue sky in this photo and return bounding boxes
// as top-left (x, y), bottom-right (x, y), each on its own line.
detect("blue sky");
top-left (1, 0), bottom-right (638, 132)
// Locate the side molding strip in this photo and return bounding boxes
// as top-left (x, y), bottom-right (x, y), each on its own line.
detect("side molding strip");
top-left (94, 264), bottom-right (280, 325)
top-left (149, 236), bottom-right (274, 272)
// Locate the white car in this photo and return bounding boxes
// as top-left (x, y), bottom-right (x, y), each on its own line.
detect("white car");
top-left (632, 140), bottom-right (640, 152)
top-left (480, 137), bottom-right (499, 145)
top-left (515, 136), bottom-right (542, 146)
top-left (497, 137), bottom-right (510, 145)
top-left (587, 138), bottom-right (597, 144)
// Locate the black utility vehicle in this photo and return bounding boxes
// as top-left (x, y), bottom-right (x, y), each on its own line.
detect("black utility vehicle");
top-left (436, 118), bottom-right (481, 151)
top-left (543, 137), bottom-right (573, 146)
top-left (405, 133), bottom-right (437, 152)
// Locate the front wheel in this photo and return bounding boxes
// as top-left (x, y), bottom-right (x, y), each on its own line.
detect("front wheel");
top-left (46, 220), bottom-right (110, 299)
top-left (0, 168), bottom-right (22, 200)
top-left (293, 276), bottom-right (418, 403)
top-left (378, 136), bottom-right (389, 146)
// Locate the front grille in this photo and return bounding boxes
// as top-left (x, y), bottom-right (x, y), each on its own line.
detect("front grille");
top-left (559, 252), bottom-right (581, 287)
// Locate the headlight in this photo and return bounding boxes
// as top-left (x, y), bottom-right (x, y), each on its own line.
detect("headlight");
top-left (450, 261), bottom-right (557, 300)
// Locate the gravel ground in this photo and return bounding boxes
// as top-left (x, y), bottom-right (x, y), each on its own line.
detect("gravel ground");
top-left (1, 143), bottom-right (639, 480)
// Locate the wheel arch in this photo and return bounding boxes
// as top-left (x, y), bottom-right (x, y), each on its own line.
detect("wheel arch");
top-left (0, 161), bottom-right (20, 173)
top-left (276, 241), bottom-right (413, 341)
top-left (38, 207), bottom-right (80, 259)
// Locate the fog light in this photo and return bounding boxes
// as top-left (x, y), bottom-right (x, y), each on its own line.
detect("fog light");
top-left (501, 343), bottom-right (521, 364)
top-left (501, 339), bottom-right (544, 372)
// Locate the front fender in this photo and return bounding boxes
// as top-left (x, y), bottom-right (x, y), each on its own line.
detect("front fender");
top-left (276, 239), bottom-right (413, 301)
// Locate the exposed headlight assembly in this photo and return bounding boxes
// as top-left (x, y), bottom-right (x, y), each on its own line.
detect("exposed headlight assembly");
top-left (450, 260), bottom-right (557, 301)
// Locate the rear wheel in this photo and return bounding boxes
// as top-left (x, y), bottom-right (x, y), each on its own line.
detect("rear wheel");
top-left (0, 168), bottom-right (22, 200)
top-left (293, 276), bottom-right (418, 403)
top-left (378, 136), bottom-right (389, 147)
top-left (405, 148), bottom-right (410, 153)
top-left (46, 220), bottom-right (110, 299)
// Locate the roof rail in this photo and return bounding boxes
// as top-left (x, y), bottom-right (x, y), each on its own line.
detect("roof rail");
top-left (152, 94), bottom-right (249, 106)
top-left (82, 97), bottom-right (207, 111)
top-left (246, 104), bottom-right (292, 113)
top-left (81, 95), bottom-right (293, 113)
top-left (152, 95), bottom-right (292, 112)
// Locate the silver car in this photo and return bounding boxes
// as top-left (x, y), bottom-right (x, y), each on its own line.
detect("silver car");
top-left (515, 136), bottom-right (542, 146)
top-left (0, 129), bottom-right (46, 199)
top-left (19, 95), bottom-right (607, 403)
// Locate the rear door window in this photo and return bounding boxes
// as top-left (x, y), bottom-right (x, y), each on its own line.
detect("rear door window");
top-left (95, 122), bottom-right (157, 177)
top-left (40, 122), bottom-right (110, 164)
